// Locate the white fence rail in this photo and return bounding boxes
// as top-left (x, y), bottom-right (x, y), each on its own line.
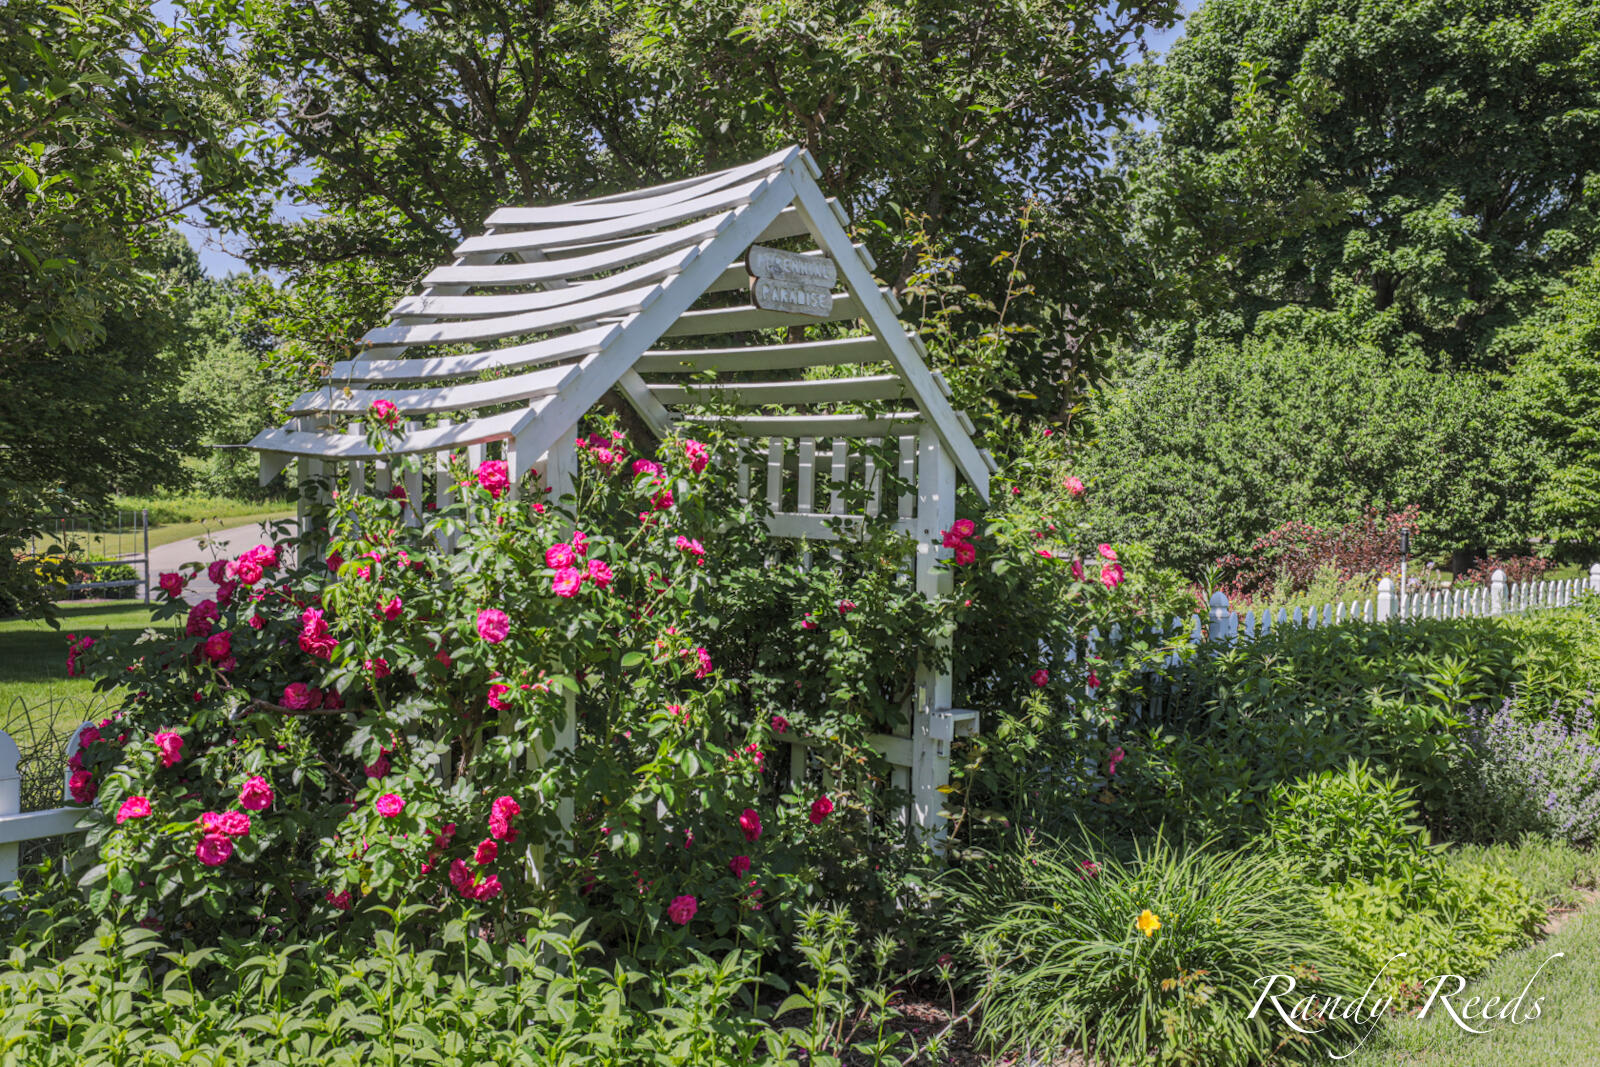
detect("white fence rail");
top-left (1194, 564), bottom-right (1600, 644)
top-left (0, 722), bottom-right (90, 893)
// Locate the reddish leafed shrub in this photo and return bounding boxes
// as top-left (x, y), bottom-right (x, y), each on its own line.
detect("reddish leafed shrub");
top-left (1460, 555), bottom-right (1553, 586)
top-left (1214, 507), bottom-right (1421, 602)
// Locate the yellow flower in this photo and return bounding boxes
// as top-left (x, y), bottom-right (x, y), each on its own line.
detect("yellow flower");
top-left (1136, 909), bottom-right (1162, 937)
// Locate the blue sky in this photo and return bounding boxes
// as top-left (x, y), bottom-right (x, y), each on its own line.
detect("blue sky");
top-left (178, 2), bottom-right (1197, 276)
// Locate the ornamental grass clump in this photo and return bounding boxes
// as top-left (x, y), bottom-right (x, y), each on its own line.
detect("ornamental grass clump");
top-left (950, 830), bottom-right (1365, 1066)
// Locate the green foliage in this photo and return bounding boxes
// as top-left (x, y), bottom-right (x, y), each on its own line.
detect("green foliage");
top-left (1502, 255), bottom-right (1600, 549)
top-left (1319, 858), bottom-right (1544, 1001)
top-left (1446, 836), bottom-right (1598, 911)
top-left (0, 901), bottom-right (930, 1066)
top-left (952, 830), bottom-right (1364, 1065)
top-left (1126, 0), bottom-right (1600, 369)
top-left (1078, 335), bottom-right (1527, 575)
top-left (1263, 761), bottom-right (1437, 885)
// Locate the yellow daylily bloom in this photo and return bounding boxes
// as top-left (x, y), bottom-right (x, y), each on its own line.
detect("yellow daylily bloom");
top-left (1136, 909), bottom-right (1162, 937)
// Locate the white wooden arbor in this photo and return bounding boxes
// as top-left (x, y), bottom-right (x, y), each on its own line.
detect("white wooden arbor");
top-left (247, 145), bottom-right (992, 846)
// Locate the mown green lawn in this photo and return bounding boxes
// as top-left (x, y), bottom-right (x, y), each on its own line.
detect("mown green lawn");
top-left (0, 601), bottom-right (168, 742)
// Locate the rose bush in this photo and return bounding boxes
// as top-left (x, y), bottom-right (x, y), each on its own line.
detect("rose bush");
top-left (64, 416), bottom-right (1147, 951)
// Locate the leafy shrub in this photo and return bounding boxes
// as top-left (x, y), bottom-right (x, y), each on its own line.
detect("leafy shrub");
top-left (1263, 761), bottom-right (1436, 885)
top-left (1447, 835), bottom-right (1598, 910)
top-left (1440, 698), bottom-right (1600, 845)
top-left (1459, 554), bottom-right (1554, 585)
top-left (1214, 507), bottom-right (1419, 603)
top-left (951, 830), bottom-right (1364, 1066)
top-left (0, 899), bottom-right (929, 1067)
top-left (1319, 857), bottom-right (1543, 1002)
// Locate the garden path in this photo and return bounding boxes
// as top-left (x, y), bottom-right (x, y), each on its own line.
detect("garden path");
top-left (134, 519), bottom-right (300, 604)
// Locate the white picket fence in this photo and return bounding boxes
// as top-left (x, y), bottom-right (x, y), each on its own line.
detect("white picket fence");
top-left (0, 722), bottom-right (91, 894)
top-left (1192, 564), bottom-right (1600, 644)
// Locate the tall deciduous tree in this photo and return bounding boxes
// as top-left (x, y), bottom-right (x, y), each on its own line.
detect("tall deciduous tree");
top-left (1125, 0), bottom-right (1600, 367)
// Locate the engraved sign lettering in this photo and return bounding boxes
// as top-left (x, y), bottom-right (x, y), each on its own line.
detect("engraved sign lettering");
top-left (746, 245), bottom-right (838, 288)
top-left (750, 277), bottom-right (834, 316)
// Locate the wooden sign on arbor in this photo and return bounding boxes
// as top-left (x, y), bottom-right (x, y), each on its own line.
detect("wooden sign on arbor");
top-left (246, 145), bottom-right (995, 849)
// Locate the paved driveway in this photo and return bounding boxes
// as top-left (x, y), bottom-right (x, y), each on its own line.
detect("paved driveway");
top-left (137, 519), bottom-right (301, 604)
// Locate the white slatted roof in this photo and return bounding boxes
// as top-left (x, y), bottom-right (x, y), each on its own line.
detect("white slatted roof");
top-left (249, 145), bottom-right (993, 500)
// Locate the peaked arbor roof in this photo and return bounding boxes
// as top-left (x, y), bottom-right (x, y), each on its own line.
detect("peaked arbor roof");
top-left (250, 145), bottom-right (992, 501)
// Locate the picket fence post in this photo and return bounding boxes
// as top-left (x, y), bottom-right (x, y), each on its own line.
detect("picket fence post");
top-left (1589, 563), bottom-right (1600, 595)
top-left (1490, 569), bottom-right (1506, 615)
top-left (1207, 591), bottom-right (1234, 645)
top-left (1376, 578), bottom-right (1395, 622)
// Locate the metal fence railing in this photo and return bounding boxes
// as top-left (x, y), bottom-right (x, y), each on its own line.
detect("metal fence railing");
top-left (27, 510), bottom-right (151, 604)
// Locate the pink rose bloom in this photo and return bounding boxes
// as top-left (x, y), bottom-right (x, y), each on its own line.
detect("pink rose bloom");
top-left (476, 608), bottom-right (510, 643)
top-left (1107, 746), bottom-right (1126, 776)
top-left (77, 724), bottom-right (102, 747)
top-left (1031, 669), bottom-right (1049, 688)
top-left (281, 682), bottom-right (320, 710)
top-left (1097, 543), bottom-right (1118, 562)
top-left (474, 838), bottom-right (498, 865)
top-left (186, 600), bottom-right (219, 638)
top-left (239, 775), bottom-right (273, 811)
top-left (584, 559), bottom-right (614, 589)
top-left (801, 614), bottom-right (817, 630)
top-left (472, 875), bottom-right (503, 901)
top-left (370, 398), bottom-right (399, 427)
top-left (364, 754), bottom-right (391, 778)
top-left (202, 810), bottom-right (250, 837)
top-left (954, 542), bottom-right (977, 566)
top-left (1100, 563), bottom-right (1125, 589)
top-left (245, 543), bottom-right (280, 569)
top-left (475, 460), bottom-right (510, 498)
top-left (941, 528), bottom-right (966, 549)
top-left (1079, 859), bottom-right (1101, 879)
top-left (216, 579), bottom-right (238, 607)
top-left (953, 519), bottom-right (976, 539)
top-left (552, 567), bottom-right (584, 597)
top-left (196, 833), bottom-right (233, 866)
top-left (693, 647), bottom-right (713, 679)
top-left (323, 689), bottom-right (344, 710)
top-left (375, 793), bottom-right (405, 818)
top-left (116, 796), bottom-right (151, 824)
top-left (234, 558), bottom-right (263, 586)
top-left (1064, 476), bottom-right (1085, 497)
top-left (838, 601), bottom-right (856, 614)
top-left (489, 796), bottom-right (520, 841)
top-left (546, 542), bottom-right (575, 568)
top-left (326, 889), bottom-right (353, 911)
top-left (365, 657), bottom-right (391, 679)
top-left (809, 795), bottom-right (834, 825)
top-left (299, 607), bottom-right (338, 659)
top-left (570, 529), bottom-right (589, 556)
top-left (632, 459), bottom-right (662, 478)
top-left (449, 858), bottom-right (475, 895)
top-left (207, 559), bottom-right (230, 584)
top-left (666, 895), bottom-right (697, 925)
top-left (771, 714), bottom-right (789, 734)
top-left (684, 439), bottom-right (709, 474)
top-left (154, 731), bottom-right (184, 768)
top-left (651, 488), bottom-right (674, 511)
top-left (68, 769), bottom-right (96, 804)
top-left (1071, 558), bottom-right (1085, 580)
top-left (381, 596), bottom-right (403, 620)
top-left (739, 808), bottom-right (763, 843)
top-left (158, 572), bottom-right (185, 598)
top-left (1087, 670), bottom-right (1101, 691)
top-left (248, 613), bottom-right (265, 630)
top-left (729, 855), bottom-right (752, 877)
top-left (486, 683), bottom-right (510, 711)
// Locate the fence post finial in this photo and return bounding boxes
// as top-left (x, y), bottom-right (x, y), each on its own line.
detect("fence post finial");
top-left (1491, 568), bottom-right (1507, 615)
top-left (1376, 577), bottom-right (1395, 622)
top-left (1589, 563), bottom-right (1600, 595)
top-left (1207, 590), bottom-right (1233, 644)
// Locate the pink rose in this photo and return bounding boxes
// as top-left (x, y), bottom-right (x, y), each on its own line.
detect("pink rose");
top-left (632, 459), bottom-right (662, 478)
top-left (1097, 543), bottom-right (1118, 562)
top-left (546, 542), bottom-right (575, 569)
top-left (801, 614), bottom-right (817, 630)
top-left (584, 559), bottom-right (614, 588)
top-left (474, 838), bottom-right (498, 865)
top-left (1087, 670), bottom-right (1101, 691)
top-left (202, 810), bottom-right (250, 837)
top-left (487, 683), bottom-right (510, 711)
top-left (326, 889), bottom-right (353, 911)
top-left (693, 647), bottom-right (713, 679)
top-left (186, 600), bottom-right (219, 638)
top-left (116, 796), bottom-right (151, 824)
top-left (570, 529), bottom-right (589, 556)
top-left (1107, 746), bottom-right (1126, 776)
top-left (1063, 476), bottom-right (1085, 497)
top-left (207, 559), bottom-right (230, 584)
top-left (729, 855), bottom-right (751, 877)
top-left (472, 875), bottom-right (503, 901)
top-left (381, 596), bottom-right (403, 620)
top-left (809, 795), bottom-right (834, 825)
top-left (475, 460), bottom-right (510, 498)
top-left (476, 608), bottom-right (510, 643)
top-left (299, 607), bottom-right (337, 659)
top-left (365, 657), bottom-right (391, 679)
top-left (196, 833), bottom-right (233, 866)
top-left (281, 682), bottom-right (321, 710)
top-left (651, 488), bottom-right (674, 511)
top-left (953, 519), bottom-right (976, 539)
top-left (552, 567), bottom-right (584, 597)
top-left (1100, 563), bottom-right (1125, 589)
top-left (954, 542), bottom-right (977, 566)
top-left (68, 769), bottom-right (96, 804)
top-left (239, 775), bottom-right (273, 811)
top-left (838, 601), bottom-right (856, 614)
top-left (1072, 559), bottom-right (1085, 580)
top-left (666, 894), bottom-right (697, 925)
top-left (684, 439), bottom-right (709, 474)
top-left (154, 731), bottom-right (184, 768)
top-left (489, 796), bottom-right (520, 841)
top-left (370, 398), bottom-right (399, 428)
top-left (375, 793), bottom-right (405, 818)
top-left (77, 724), bottom-right (101, 747)
top-left (739, 808), bottom-right (763, 843)
top-left (326, 552), bottom-right (343, 573)
top-left (364, 754), bottom-right (391, 778)
top-left (1031, 669), bottom-right (1049, 688)
top-left (771, 714), bottom-right (789, 734)
top-left (158, 572), bottom-right (185, 598)
top-left (234, 559), bottom-right (263, 586)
